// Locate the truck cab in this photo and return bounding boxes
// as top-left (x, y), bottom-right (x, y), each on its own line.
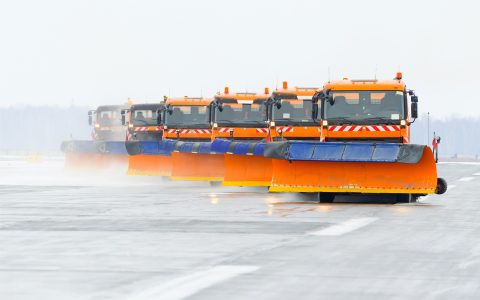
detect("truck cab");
top-left (88, 105), bottom-right (128, 141)
top-left (162, 97), bottom-right (213, 141)
top-left (317, 73), bottom-right (417, 144)
top-left (268, 82), bottom-right (320, 141)
top-left (122, 103), bottom-right (164, 141)
top-left (211, 87), bottom-right (270, 141)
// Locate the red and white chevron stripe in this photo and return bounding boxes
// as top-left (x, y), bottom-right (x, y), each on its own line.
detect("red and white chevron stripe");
top-left (167, 129), bottom-right (212, 134)
top-left (328, 125), bottom-right (400, 132)
top-left (276, 126), bottom-right (294, 133)
top-left (256, 128), bottom-right (269, 133)
top-left (218, 127), bottom-right (232, 133)
top-left (134, 126), bottom-right (163, 132)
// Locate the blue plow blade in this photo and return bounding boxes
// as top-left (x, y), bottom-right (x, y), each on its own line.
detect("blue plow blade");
top-left (265, 141), bottom-right (426, 163)
top-left (98, 141), bottom-right (128, 155)
top-left (211, 139), bottom-right (266, 156)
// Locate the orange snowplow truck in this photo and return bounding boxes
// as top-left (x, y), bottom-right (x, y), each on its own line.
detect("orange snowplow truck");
top-left (211, 87), bottom-right (271, 186)
top-left (267, 72), bottom-right (446, 202)
top-left (162, 97), bottom-right (223, 181)
top-left (121, 103), bottom-right (166, 176)
top-left (268, 82), bottom-right (320, 141)
top-left (211, 87), bottom-right (270, 141)
top-left (317, 73), bottom-right (413, 143)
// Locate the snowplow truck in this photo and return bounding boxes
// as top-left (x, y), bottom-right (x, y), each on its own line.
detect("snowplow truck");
top-left (211, 87), bottom-right (272, 186)
top-left (163, 97), bottom-right (223, 181)
top-left (62, 104), bottom-right (129, 170)
top-left (268, 81), bottom-right (320, 141)
top-left (267, 73), bottom-right (447, 202)
top-left (122, 103), bottom-right (166, 175)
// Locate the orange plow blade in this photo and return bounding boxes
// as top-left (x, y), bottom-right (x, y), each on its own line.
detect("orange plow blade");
top-left (266, 141), bottom-right (438, 194)
top-left (223, 155), bottom-right (272, 186)
top-left (171, 152), bottom-right (224, 182)
top-left (127, 154), bottom-right (172, 176)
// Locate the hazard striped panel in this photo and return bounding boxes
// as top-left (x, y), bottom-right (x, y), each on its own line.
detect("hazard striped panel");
top-left (328, 125), bottom-right (401, 132)
top-left (276, 127), bottom-right (294, 133)
top-left (167, 129), bottom-right (212, 134)
top-left (218, 128), bottom-right (233, 133)
top-left (256, 128), bottom-right (269, 133)
top-left (133, 126), bottom-right (163, 132)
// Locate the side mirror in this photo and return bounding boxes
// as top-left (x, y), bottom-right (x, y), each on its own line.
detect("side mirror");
top-left (88, 111), bottom-right (94, 126)
top-left (275, 100), bottom-right (282, 109)
top-left (312, 103), bottom-right (318, 120)
top-left (156, 109), bottom-right (162, 125)
top-left (411, 95), bottom-right (418, 103)
top-left (327, 94), bottom-right (335, 105)
top-left (121, 110), bottom-right (127, 126)
top-left (411, 102), bottom-right (418, 119)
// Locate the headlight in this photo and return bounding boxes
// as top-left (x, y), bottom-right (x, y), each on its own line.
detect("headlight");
top-left (322, 120), bottom-right (328, 126)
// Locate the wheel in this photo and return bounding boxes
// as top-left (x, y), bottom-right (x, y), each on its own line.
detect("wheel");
top-left (318, 192), bottom-right (335, 203)
top-left (209, 181), bottom-right (222, 187)
top-left (436, 178), bottom-right (447, 195)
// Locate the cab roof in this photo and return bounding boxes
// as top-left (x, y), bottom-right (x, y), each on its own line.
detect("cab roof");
top-left (130, 103), bottom-right (164, 110)
top-left (272, 82), bottom-right (318, 98)
top-left (165, 96), bottom-right (213, 106)
top-left (214, 87), bottom-right (270, 104)
top-left (97, 105), bottom-right (128, 111)
top-left (323, 78), bottom-right (406, 91)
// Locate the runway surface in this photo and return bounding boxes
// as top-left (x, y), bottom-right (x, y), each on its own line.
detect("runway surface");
top-left (0, 158), bottom-right (479, 299)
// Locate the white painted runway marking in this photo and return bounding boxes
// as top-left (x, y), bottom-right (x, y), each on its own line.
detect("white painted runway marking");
top-left (458, 177), bottom-right (474, 182)
top-left (308, 217), bottom-right (378, 236)
top-left (129, 265), bottom-right (259, 300)
top-left (474, 172), bottom-right (480, 176)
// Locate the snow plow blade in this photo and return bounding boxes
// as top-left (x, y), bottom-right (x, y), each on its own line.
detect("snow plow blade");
top-left (265, 141), bottom-right (439, 194)
top-left (220, 140), bottom-right (272, 187)
top-left (61, 140), bottom-right (128, 170)
top-left (125, 140), bottom-right (176, 176)
top-left (170, 140), bottom-right (224, 182)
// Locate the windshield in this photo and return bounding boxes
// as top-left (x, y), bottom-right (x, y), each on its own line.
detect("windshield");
top-left (215, 103), bottom-right (266, 124)
top-left (324, 91), bottom-right (405, 122)
top-left (97, 110), bottom-right (122, 126)
top-left (272, 99), bottom-right (315, 122)
top-left (165, 105), bottom-right (210, 126)
top-left (131, 109), bottom-right (159, 126)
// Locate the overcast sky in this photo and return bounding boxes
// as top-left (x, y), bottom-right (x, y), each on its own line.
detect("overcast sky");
top-left (0, 0), bottom-right (478, 117)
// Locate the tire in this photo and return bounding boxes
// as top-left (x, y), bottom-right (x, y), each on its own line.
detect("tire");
top-left (318, 192), bottom-right (335, 203)
top-left (436, 178), bottom-right (447, 195)
top-left (209, 181), bottom-right (222, 187)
